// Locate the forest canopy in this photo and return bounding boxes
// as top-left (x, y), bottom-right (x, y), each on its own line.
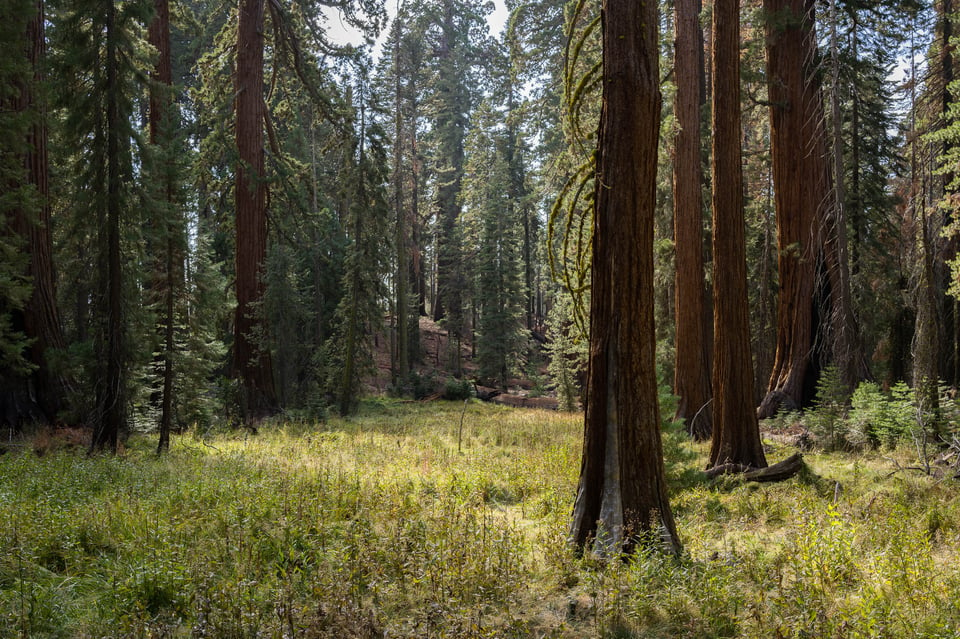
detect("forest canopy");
top-left (0, 0), bottom-right (957, 459)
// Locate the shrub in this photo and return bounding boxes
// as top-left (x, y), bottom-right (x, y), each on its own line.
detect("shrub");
top-left (805, 365), bottom-right (849, 450)
top-left (442, 377), bottom-right (473, 400)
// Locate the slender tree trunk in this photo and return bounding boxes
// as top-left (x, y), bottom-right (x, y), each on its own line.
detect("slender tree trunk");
top-left (709, 0), bottom-right (766, 469)
top-left (91, 0), bottom-right (124, 452)
top-left (148, 0), bottom-right (177, 453)
top-left (570, 0), bottom-right (680, 557)
top-left (234, 0), bottom-right (278, 421)
top-left (673, 0), bottom-right (712, 440)
top-left (393, 14), bottom-right (410, 384)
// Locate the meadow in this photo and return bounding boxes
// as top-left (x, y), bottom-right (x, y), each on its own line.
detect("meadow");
top-left (2, 399), bottom-right (960, 638)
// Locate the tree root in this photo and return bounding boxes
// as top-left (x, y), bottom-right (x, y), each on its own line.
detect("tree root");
top-left (705, 452), bottom-right (805, 482)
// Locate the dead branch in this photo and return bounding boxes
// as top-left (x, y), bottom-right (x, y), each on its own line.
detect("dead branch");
top-left (705, 453), bottom-right (805, 482)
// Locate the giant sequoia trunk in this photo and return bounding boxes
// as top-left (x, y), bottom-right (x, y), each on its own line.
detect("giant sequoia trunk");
top-left (759, 0), bottom-right (820, 418)
top-left (234, 0), bottom-right (278, 421)
top-left (4, 0), bottom-right (68, 428)
top-left (672, 0), bottom-right (712, 440)
top-left (709, 0), bottom-right (767, 469)
top-left (760, 0), bottom-right (869, 419)
top-left (569, 0), bottom-right (680, 556)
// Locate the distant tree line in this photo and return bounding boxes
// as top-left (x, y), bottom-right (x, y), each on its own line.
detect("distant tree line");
top-left (0, 0), bottom-right (957, 466)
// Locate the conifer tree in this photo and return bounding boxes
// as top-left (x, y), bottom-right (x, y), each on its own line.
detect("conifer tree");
top-left (323, 64), bottom-right (391, 415)
top-left (709, 0), bottom-right (766, 469)
top-left (464, 100), bottom-right (526, 388)
top-left (570, 0), bottom-right (681, 556)
top-left (233, 0), bottom-right (279, 421)
top-left (417, 0), bottom-right (490, 372)
top-left (53, 0), bottom-right (154, 451)
top-left (1, 0), bottom-right (67, 427)
top-left (147, 0), bottom-right (185, 452)
top-left (672, 0), bottom-right (712, 439)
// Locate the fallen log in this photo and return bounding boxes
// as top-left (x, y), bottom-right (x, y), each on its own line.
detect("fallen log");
top-left (705, 452), bottom-right (804, 482)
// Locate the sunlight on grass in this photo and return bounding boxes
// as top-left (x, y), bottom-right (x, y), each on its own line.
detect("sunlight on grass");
top-left (2, 401), bottom-right (960, 637)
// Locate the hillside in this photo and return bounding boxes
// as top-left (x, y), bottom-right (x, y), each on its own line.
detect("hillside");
top-left (368, 317), bottom-right (560, 410)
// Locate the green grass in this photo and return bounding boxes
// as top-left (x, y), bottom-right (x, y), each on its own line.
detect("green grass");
top-left (2, 400), bottom-right (960, 637)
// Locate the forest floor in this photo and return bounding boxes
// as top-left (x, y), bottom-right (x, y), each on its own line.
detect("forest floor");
top-left (2, 401), bottom-right (960, 637)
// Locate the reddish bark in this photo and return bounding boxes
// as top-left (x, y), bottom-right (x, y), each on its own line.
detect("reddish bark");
top-left (758, 0), bottom-right (820, 418)
top-left (234, 0), bottom-right (278, 420)
top-left (6, 0), bottom-right (68, 426)
top-left (148, 0), bottom-right (178, 452)
top-left (570, 0), bottom-right (680, 556)
top-left (759, 0), bottom-right (869, 418)
top-left (709, 0), bottom-right (767, 469)
top-left (673, 0), bottom-right (712, 440)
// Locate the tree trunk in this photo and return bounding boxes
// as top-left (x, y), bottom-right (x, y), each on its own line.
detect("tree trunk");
top-left (673, 0), bottom-right (712, 440)
top-left (569, 0), bottom-right (681, 557)
top-left (234, 0), bottom-right (278, 421)
top-left (392, 14), bottom-right (410, 384)
top-left (91, 0), bottom-right (124, 453)
top-left (709, 0), bottom-right (766, 469)
top-left (5, 0), bottom-right (68, 427)
top-left (148, 0), bottom-right (177, 453)
top-left (758, 0), bottom-right (821, 418)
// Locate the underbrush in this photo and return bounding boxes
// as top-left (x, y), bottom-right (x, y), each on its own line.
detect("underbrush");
top-left (2, 400), bottom-right (960, 637)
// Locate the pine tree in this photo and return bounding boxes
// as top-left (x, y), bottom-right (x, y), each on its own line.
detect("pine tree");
top-left (464, 100), bottom-right (526, 388)
top-left (322, 63), bottom-right (391, 415)
top-left (53, 0), bottom-right (154, 451)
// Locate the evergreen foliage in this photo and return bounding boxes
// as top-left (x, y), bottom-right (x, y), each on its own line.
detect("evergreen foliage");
top-left (321, 62), bottom-right (391, 415)
top-left (464, 100), bottom-right (527, 388)
top-left (0, 0), bottom-right (37, 380)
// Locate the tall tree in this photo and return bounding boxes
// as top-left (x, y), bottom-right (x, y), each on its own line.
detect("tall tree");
top-left (233, 0), bottom-right (278, 420)
top-left (709, 0), bottom-right (766, 469)
top-left (147, 0), bottom-right (181, 452)
top-left (756, 0), bottom-right (873, 417)
top-left (52, 0), bottom-right (154, 451)
top-left (1, 0), bottom-right (68, 427)
top-left (569, 0), bottom-right (680, 556)
top-left (672, 0), bottom-right (712, 440)
top-left (324, 64), bottom-right (390, 415)
top-left (421, 0), bottom-right (489, 372)
top-left (758, 0), bottom-right (820, 418)
top-left (465, 100), bottom-right (526, 389)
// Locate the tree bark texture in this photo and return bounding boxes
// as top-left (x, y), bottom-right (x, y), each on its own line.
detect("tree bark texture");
top-left (569, 0), bottom-right (680, 557)
top-left (148, 0), bottom-right (176, 453)
top-left (234, 0), bottom-right (278, 421)
top-left (709, 0), bottom-right (767, 469)
top-left (758, 0), bottom-right (821, 419)
top-left (6, 0), bottom-right (68, 427)
top-left (92, 0), bottom-right (124, 452)
top-left (760, 0), bottom-right (869, 418)
top-left (673, 0), bottom-right (712, 440)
